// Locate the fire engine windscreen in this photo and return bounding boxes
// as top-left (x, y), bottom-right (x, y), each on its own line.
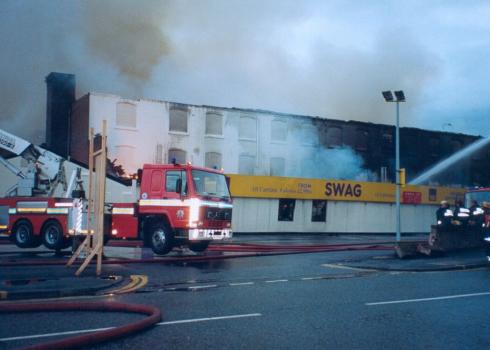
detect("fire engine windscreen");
top-left (191, 170), bottom-right (230, 200)
top-left (465, 190), bottom-right (490, 208)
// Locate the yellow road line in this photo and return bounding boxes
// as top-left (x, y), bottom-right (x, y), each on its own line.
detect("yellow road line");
top-left (105, 275), bottom-right (148, 295)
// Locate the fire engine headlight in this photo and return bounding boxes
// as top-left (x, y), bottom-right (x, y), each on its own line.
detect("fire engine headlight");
top-left (111, 229), bottom-right (118, 236)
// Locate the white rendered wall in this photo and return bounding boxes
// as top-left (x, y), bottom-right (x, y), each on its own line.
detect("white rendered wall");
top-left (86, 93), bottom-right (311, 176)
top-left (231, 197), bottom-right (437, 234)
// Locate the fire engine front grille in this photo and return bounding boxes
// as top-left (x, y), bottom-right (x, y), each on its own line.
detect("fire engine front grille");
top-left (205, 208), bottom-right (232, 221)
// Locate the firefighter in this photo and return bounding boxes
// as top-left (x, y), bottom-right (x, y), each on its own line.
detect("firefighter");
top-left (453, 199), bottom-right (470, 226)
top-left (483, 201), bottom-right (490, 228)
top-left (436, 200), bottom-right (453, 227)
top-left (468, 200), bottom-right (485, 228)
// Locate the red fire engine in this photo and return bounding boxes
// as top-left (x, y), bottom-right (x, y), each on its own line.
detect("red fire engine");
top-left (0, 129), bottom-right (232, 254)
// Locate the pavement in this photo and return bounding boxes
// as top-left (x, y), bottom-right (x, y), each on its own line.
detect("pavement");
top-left (0, 234), bottom-right (488, 302)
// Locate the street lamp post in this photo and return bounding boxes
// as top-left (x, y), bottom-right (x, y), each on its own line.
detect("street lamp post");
top-left (382, 90), bottom-right (405, 242)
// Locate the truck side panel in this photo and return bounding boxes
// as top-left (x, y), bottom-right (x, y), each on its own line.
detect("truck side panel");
top-left (111, 203), bottom-right (139, 239)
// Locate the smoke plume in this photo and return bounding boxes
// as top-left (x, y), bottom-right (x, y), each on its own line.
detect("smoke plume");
top-left (2, 0), bottom-right (483, 147)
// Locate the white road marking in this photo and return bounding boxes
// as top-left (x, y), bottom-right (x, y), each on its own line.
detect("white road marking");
top-left (265, 279), bottom-right (288, 283)
top-left (301, 277), bottom-right (322, 280)
top-left (188, 284), bottom-right (217, 290)
top-left (157, 313), bottom-right (262, 325)
top-left (366, 291), bottom-right (490, 306)
top-left (0, 327), bottom-right (115, 342)
top-left (322, 264), bottom-right (372, 271)
top-left (229, 282), bottom-right (255, 286)
top-left (0, 313), bottom-right (263, 342)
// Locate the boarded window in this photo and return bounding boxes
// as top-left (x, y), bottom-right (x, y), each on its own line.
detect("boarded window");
top-left (326, 127), bottom-right (342, 148)
top-left (116, 102), bottom-right (136, 128)
top-left (278, 199), bottom-right (295, 221)
top-left (270, 157), bottom-right (285, 176)
top-left (239, 154), bottom-right (255, 175)
top-left (168, 148), bottom-right (186, 164)
top-left (205, 152), bottom-right (222, 169)
top-left (239, 116), bottom-right (257, 140)
top-left (205, 112), bottom-right (223, 136)
top-left (271, 120), bottom-right (287, 142)
top-left (169, 107), bottom-right (188, 132)
top-left (311, 200), bottom-right (327, 222)
top-left (114, 145), bottom-right (135, 174)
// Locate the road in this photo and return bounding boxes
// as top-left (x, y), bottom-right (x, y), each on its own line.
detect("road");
top-left (2, 245), bottom-right (490, 349)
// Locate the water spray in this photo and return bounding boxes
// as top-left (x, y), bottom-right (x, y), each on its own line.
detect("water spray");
top-left (410, 137), bottom-right (490, 185)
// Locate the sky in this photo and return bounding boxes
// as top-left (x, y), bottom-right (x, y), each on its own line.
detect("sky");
top-left (1, 0), bottom-right (489, 144)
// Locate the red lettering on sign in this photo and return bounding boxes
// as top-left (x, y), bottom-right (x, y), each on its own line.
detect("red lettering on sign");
top-left (402, 191), bottom-right (422, 204)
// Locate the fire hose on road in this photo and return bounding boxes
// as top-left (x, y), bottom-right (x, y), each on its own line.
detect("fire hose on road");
top-left (0, 301), bottom-right (161, 350)
top-left (0, 241), bottom-right (404, 268)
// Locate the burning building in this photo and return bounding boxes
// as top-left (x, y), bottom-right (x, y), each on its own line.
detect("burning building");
top-left (42, 72), bottom-right (490, 187)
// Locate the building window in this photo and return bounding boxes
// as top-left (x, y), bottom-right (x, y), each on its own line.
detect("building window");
top-left (270, 157), bottom-right (285, 176)
top-left (451, 139), bottom-right (462, 153)
top-left (239, 154), bottom-right (255, 175)
top-left (382, 132), bottom-right (393, 150)
top-left (205, 152), bottom-right (222, 169)
top-left (429, 137), bottom-right (440, 157)
top-left (239, 115), bottom-right (257, 140)
top-left (116, 102), bottom-right (137, 128)
top-left (205, 112), bottom-right (223, 136)
top-left (278, 199), bottom-right (295, 221)
top-left (311, 200), bottom-right (327, 222)
top-left (115, 145), bottom-right (135, 174)
top-left (271, 119), bottom-right (287, 142)
top-left (326, 126), bottom-right (342, 148)
top-left (355, 130), bottom-right (368, 151)
top-left (168, 148), bottom-right (186, 164)
top-left (169, 106), bottom-right (188, 133)
top-left (302, 124), bottom-right (318, 145)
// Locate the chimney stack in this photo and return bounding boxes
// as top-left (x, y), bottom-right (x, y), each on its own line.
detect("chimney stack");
top-left (45, 72), bottom-right (75, 158)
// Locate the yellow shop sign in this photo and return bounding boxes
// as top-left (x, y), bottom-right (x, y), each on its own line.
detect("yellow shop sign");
top-left (227, 174), bottom-right (465, 205)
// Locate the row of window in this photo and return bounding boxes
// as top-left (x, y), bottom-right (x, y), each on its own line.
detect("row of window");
top-left (115, 102), bottom-right (325, 144)
top-left (116, 102), bottom-right (488, 159)
top-left (278, 199), bottom-right (327, 222)
top-left (165, 149), bottom-right (223, 169)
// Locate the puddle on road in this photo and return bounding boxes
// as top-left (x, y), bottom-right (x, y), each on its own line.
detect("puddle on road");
top-left (3, 278), bottom-right (48, 286)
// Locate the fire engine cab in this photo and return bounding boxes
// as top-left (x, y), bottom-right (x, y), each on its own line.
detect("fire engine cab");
top-left (108, 163), bottom-right (233, 254)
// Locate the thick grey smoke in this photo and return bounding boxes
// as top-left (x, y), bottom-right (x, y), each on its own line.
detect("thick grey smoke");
top-left (85, 0), bottom-right (169, 81)
top-left (0, 0), bottom-right (443, 145)
top-left (280, 120), bottom-right (376, 180)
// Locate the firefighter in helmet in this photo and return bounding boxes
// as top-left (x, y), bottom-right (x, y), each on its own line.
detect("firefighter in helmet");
top-left (453, 199), bottom-right (470, 226)
top-left (483, 201), bottom-right (490, 228)
top-left (468, 200), bottom-right (485, 228)
top-left (436, 200), bottom-right (453, 227)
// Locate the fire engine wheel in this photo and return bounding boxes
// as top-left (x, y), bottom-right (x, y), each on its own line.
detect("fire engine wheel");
top-left (188, 241), bottom-right (210, 253)
top-left (42, 221), bottom-right (66, 250)
top-left (13, 220), bottom-right (36, 248)
top-left (149, 223), bottom-right (174, 255)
